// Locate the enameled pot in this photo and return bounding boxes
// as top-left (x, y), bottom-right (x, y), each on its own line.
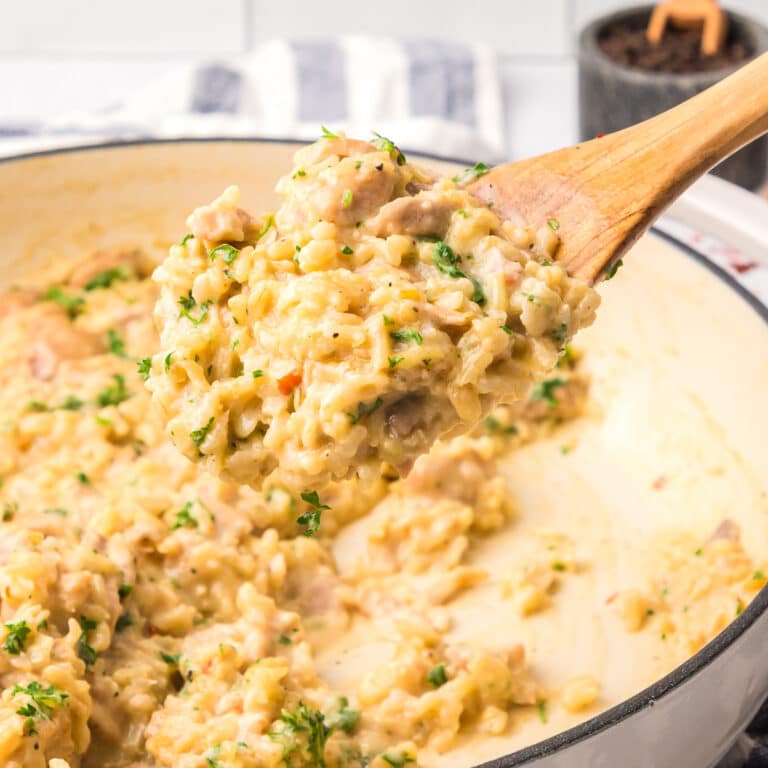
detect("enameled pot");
top-left (1, 139), bottom-right (767, 768)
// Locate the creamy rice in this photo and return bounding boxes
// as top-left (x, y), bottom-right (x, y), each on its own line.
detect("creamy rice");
top-left (147, 134), bottom-right (599, 490)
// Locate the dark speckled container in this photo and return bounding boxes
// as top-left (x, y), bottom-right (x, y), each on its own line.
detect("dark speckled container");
top-left (579, 7), bottom-right (768, 190)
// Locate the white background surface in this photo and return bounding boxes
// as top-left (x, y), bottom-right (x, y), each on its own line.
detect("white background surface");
top-left (1, 0), bottom-right (766, 160)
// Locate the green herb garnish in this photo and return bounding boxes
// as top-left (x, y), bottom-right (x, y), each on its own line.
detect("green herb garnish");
top-left (341, 189), bottom-right (353, 208)
top-left (388, 355), bottom-right (404, 368)
top-left (3, 620), bottom-right (31, 655)
top-left (77, 616), bottom-right (98, 665)
top-left (178, 291), bottom-right (212, 325)
top-left (346, 398), bottom-right (383, 425)
top-left (138, 357), bottom-right (152, 381)
top-left (341, 245), bottom-right (353, 255)
top-left (320, 126), bottom-right (339, 139)
top-left (297, 491), bottom-right (330, 537)
top-left (547, 218), bottom-right (560, 231)
top-left (381, 752), bottom-right (416, 768)
top-left (190, 417), bottom-right (214, 452)
top-left (115, 613), bottom-right (133, 632)
top-left (12, 681), bottom-right (68, 730)
top-left (84, 268), bottom-right (128, 291)
top-left (97, 374), bottom-right (130, 407)
top-left (44, 286), bottom-right (84, 319)
top-left (257, 215), bottom-right (275, 241)
top-left (252, 370), bottom-right (264, 379)
top-left (160, 652), bottom-right (181, 665)
top-left (427, 663), bottom-right (448, 687)
top-left (179, 234), bottom-right (194, 246)
top-left (209, 244), bottom-right (240, 264)
top-left (170, 501), bottom-right (198, 531)
top-left (270, 701), bottom-right (330, 768)
top-left (389, 329), bottom-right (423, 346)
top-left (371, 132), bottom-right (407, 165)
top-left (326, 697), bottom-right (360, 735)
top-left (433, 241), bottom-right (485, 304)
top-left (452, 162), bottom-right (490, 184)
top-left (530, 377), bottom-right (567, 407)
top-left (605, 259), bottom-right (623, 280)
top-left (107, 328), bottom-right (127, 358)
top-left (537, 699), bottom-right (548, 723)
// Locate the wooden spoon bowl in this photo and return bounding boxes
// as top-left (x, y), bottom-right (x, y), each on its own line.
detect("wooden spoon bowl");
top-left (469, 53), bottom-right (768, 283)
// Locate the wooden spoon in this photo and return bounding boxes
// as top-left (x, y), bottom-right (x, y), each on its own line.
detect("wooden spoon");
top-left (468, 52), bottom-right (768, 283)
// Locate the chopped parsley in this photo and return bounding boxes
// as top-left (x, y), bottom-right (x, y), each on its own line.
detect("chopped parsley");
top-left (346, 397), bottom-right (383, 425)
top-left (500, 324), bottom-right (513, 335)
top-left (427, 663), bottom-right (448, 688)
top-left (205, 744), bottom-right (222, 768)
top-left (138, 357), bottom-right (152, 381)
top-left (257, 215), bottom-right (275, 241)
top-left (76, 616), bottom-right (98, 665)
top-left (270, 701), bottom-right (330, 768)
top-left (381, 752), bottom-right (416, 768)
top-left (2, 502), bottom-right (17, 521)
top-left (605, 259), bottom-right (624, 280)
top-left (694, 548), bottom-right (703, 557)
top-left (433, 241), bottom-right (485, 304)
top-left (60, 395), bottom-right (84, 411)
top-left (320, 126), bottom-right (339, 139)
top-left (277, 634), bottom-right (292, 645)
top-left (13, 681), bottom-right (68, 733)
top-left (530, 377), bottom-right (567, 407)
top-left (754, 570), bottom-right (766, 580)
top-left (178, 291), bottom-right (212, 325)
top-left (84, 268), bottom-right (128, 291)
top-left (457, 209), bottom-right (469, 218)
top-left (164, 352), bottom-right (173, 372)
top-left (537, 699), bottom-right (548, 723)
top-left (341, 189), bottom-right (353, 208)
top-left (115, 613), bottom-right (133, 632)
top-left (44, 508), bottom-right (68, 517)
top-left (341, 245), bottom-right (354, 255)
top-left (107, 328), bottom-right (127, 358)
top-left (3, 620), bottom-right (31, 655)
top-left (76, 472), bottom-right (90, 485)
top-left (170, 501), bottom-right (198, 531)
top-left (297, 491), bottom-right (330, 537)
top-left (485, 415), bottom-right (517, 435)
top-left (388, 355), bottom-right (404, 368)
top-left (44, 286), bottom-right (84, 319)
top-left (371, 132), bottom-right (407, 165)
top-left (252, 369), bottom-right (264, 379)
top-left (117, 584), bottom-right (133, 599)
top-left (547, 218), bottom-right (560, 231)
top-left (189, 417), bottom-right (214, 452)
top-left (389, 328), bottom-right (423, 346)
top-left (295, 168), bottom-right (307, 178)
top-left (160, 652), bottom-right (181, 665)
top-left (551, 323), bottom-right (569, 345)
top-left (97, 374), bottom-right (130, 407)
top-left (326, 697), bottom-right (360, 735)
top-left (552, 561), bottom-right (566, 572)
top-left (382, 315), bottom-right (395, 326)
top-left (452, 162), bottom-right (490, 184)
top-left (209, 244), bottom-right (240, 264)
top-left (179, 234), bottom-right (194, 246)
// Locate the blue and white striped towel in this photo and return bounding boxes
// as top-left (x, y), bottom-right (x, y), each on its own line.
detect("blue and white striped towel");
top-left (0, 38), bottom-right (505, 162)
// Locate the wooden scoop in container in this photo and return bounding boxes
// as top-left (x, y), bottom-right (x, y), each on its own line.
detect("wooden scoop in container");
top-left (468, 53), bottom-right (768, 283)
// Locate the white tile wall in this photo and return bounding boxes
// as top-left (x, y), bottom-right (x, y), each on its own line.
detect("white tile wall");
top-left (248, 0), bottom-right (572, 56)
top-left (0, 0), bottom-right (765, 157)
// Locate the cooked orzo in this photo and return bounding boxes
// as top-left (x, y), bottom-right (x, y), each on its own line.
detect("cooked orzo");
top-left (146, 134), bottom-right (600, 490)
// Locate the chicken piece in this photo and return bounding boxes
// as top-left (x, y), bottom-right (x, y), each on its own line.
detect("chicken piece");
top-left (188, 190), bottom-right (265, 245)
top-left (27, 306), bottom-right (104, 380)
top-left (0, 286), bottom-right (39, 319)
top-left (295, 136), bottom-right (377, 166)
top-left (67, 247), bottom-right (146, 288)
top-left (367, 192), bottom-right (460, 239)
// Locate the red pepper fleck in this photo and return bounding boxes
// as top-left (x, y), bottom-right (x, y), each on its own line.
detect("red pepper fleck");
top-left (278, 371), bottom-right (302, 396)
top-left (731, 260), bottom-right (757, 274)
top-left (145, 624), bottom-right (157, 637)
top-left (652, 475), bottom-right (667, 490)
top-left (595, 133), bottom-right (606, 139)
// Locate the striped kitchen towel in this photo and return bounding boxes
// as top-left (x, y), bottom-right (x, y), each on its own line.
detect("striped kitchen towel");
top-left (0, 38), bottom-right (505, 163)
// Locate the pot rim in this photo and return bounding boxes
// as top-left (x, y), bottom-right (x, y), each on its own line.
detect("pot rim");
top-left (1, 136), bottom-right (767, 766)
top-left (578, 4), bottom-right (768, 86)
